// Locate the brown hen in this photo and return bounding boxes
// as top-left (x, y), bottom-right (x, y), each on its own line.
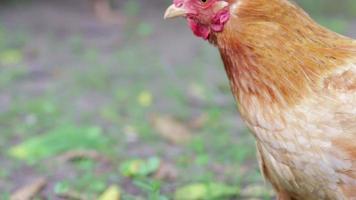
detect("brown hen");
top-left (164, 0), bottom-right (356, 199)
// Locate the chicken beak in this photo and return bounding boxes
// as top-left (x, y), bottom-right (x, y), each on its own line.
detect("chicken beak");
top-left (164, 4), bottom-right (187, 19)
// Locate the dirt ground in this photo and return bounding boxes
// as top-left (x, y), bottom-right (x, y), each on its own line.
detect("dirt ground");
top-left (0, 0), bottom-right (355, 199)
top-left (0, 0), bottom-right (249, 198)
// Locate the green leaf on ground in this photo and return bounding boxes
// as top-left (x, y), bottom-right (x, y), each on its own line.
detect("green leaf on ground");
top-left (133, 179), bottom-right (168, 200)
top-left (120, 157), bottom-right (160, 177)
top-left (174, 182), bottom-right (239, 200)
top-left (0, 49), bottom-right (22, 65)
top-left (8, 125), bottom-right (109, 163)
top-left (54, 181), bottom-right (71, 194)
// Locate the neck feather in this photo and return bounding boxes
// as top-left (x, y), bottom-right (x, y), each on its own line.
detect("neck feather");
top-left (212, 0), bottom-right (356, 107)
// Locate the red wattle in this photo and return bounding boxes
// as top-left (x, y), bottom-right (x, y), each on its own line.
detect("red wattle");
top-left (188, 18), bottom-right (211, 40)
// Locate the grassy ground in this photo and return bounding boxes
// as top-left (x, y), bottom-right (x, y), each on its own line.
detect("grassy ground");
top-left (0, 0), bottom-right (355, 199)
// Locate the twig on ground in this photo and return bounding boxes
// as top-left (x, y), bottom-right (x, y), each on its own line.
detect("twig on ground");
top-left (10, 177), bottom-right (47, 200)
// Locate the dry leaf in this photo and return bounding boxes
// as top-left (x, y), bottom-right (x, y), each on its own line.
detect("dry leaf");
top-left (10, 177), bottom-right (47, 200)
top-left (56, 150), bottom-right (108, 163)
top-left (154, 162), bottom-right (178, 181)
top-left (98, 185), bottom-right (121, 200)
top-left (188, 113), bottom-right (209, 129)
top-left (150, 114), bottom-right (191, 144)
top-left (187, 83), bottom-right (207, 103)
top-left (56, 190), bottom-right (86, 200)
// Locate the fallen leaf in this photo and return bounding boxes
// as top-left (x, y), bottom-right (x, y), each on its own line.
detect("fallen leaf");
top-left (0, 49), bottom-right (22, 65)
top-left (187, 83), bottom-right (207, 103)
top-left (56, 190), bottom-right (86, 200)
top-left (56, 149), bottom-right (109, 163)
top-left (8, 125), bottom-right (109, 163)
top-left (174, 182), bottom-right (238, 200)
top-left (98, 185), bottom-right (121, 200)
top-left (150, 114), bottom-right (191, 144)
top-left (241, 184), bottom-right (274, 198)
top-left (153, 162), bottom-right (178, 181)
top-left (120, 157), bottom-right (161, 177)
top-left (138, 90), bottom-right (153, 107)
top-left (10, 177), bottom-right (47, 200)
top-left (188, 113), bottom-right (209, 129)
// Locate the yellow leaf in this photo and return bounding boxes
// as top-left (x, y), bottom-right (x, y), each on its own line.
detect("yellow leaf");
top-left (98, 185), bottom-right (121, 200)
top-left (120, 157), bottom-right (161, 177)
top-left (9, 146), bottom-right (28, 160)
top-left (174, 182), bottom-right (238, 200)
top-left (150, 114), bottom-right (191, 144)
top-left (0, 49), bottom-right (22, 65)
top-left (138, 91), bottom-right (152, 107)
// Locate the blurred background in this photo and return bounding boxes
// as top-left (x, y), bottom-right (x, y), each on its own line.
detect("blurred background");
top-left (0, 0), bottom-right (355, 199)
